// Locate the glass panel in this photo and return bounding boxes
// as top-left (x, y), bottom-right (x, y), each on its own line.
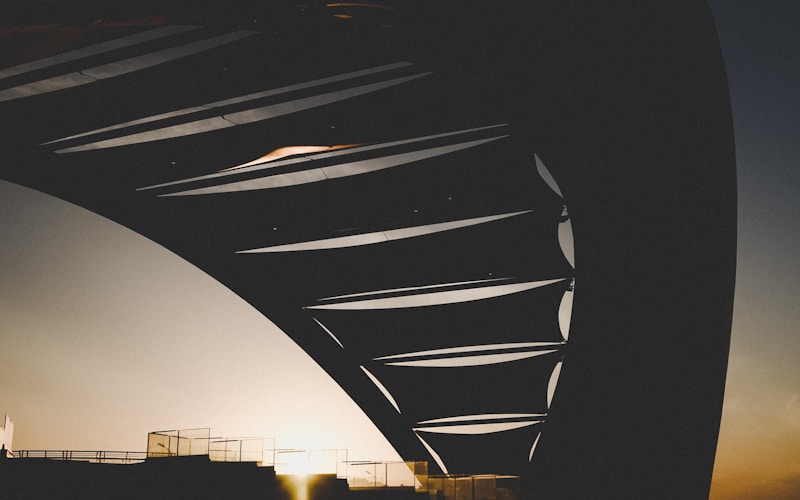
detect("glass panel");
top-left (386, 462), bottom-right (415, 488)
top-left (455, 476), bottom-right (473, 500)
top-left (308, 449), bottom-right (338, 474)
top-left (473, 475), bottom-right (497, 500)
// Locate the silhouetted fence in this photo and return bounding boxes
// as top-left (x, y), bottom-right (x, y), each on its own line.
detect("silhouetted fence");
top-left (427, 474), bottom-right (520, 500)
top-left (346, 460), bottom-right (428, 491)
top-left (210, 437), bottom-right (275, 464)
top-left (13, 450), bottom-right (147, 463)
top-left (147, 428), bottom-right (210, 458)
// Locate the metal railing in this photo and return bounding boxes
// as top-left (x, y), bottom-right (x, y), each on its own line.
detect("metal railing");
top-left (426, 474), bottom-right (520, 500)
top-left (345, 460), bottom-right (428, 491)
top-left (14, 450), bottom-right (147, 464)
top-left (209, 437), bottom-right (274, 465)
top-left (147, 428), bottom-right (210, 458)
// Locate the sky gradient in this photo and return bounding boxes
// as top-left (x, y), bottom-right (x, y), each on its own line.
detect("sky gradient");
top-left (707, 2), bottom-right (800, 498)
top-left (1, 2), bottom-right (798, 496)
top-left (0, 177), bottom-right (401, 463)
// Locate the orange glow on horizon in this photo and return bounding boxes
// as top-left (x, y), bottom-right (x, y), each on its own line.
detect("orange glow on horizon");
top-left (709, 357), bottom-right (800, 499)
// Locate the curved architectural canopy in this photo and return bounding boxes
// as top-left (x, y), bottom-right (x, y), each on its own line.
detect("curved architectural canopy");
top-left (0, 2), bottom-right (736, 497)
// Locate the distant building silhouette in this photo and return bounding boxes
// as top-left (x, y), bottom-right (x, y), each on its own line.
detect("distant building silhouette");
top-left (0, 415), bottom-right (13, 459)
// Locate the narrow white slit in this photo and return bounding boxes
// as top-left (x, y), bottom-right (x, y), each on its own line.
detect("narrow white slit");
top-left (56, 73), bottom-right (429, 153)
top-left (0, 25), bottom-right (200, 80)
top-left (137, 123), bottom-right (508, 191)
top-left (375, 342), bottom-right (562, 360)
top-left (559, 290), bottom-right (573, 341)
top-left (535, 154), bottom-right (563, 198)
top-left (312, 318), bottom-right (344, 348)
top-left (360, 366), bottom-right (401, 413)
top-left (237, 211), bottom-right (529, 253)
top-left (528, 432), bottom-right (542, 461)
top-left (316, 278), bottom-right (508, 302)
top-left (415, 434), bottom-right (448, 474)
top-left (559, 219), bottom-right (575, 268)
top-left (304, 279), bottom-right (566, 310)
top-left (160, 132), bottom-right (500, 195)
top-left (547, 361), bottom-right (563, 408)
top-left (418, 414), bottom-right (545, 425)
top-left (381, 350), bottom-right (559, 368)
top-left (0, 30), bottom-right (257, 103)
top-left (413, 421), bottom-right (541, 435)
top-left (46, 62), bottom-right (415, 146)
top-left (80, 30), bottom-right (258, 79)
top-left (320, 137), bottom-right (506, 179)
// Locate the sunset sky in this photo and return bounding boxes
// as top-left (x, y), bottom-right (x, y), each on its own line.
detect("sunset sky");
top-left (707, 2), bottom-right (800, 498)
top-left (1, 1), bottom-right (798, 496)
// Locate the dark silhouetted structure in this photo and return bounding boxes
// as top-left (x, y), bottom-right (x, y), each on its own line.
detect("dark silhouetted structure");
top-left (0, 2), bottom-right (736, 497)
top-left (0, 455), bottom-right (287, 500)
